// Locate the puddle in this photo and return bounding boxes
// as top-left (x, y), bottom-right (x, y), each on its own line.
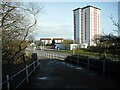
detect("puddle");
top-left (61, 62), bottom-right (65, 64)
top-left (38, 77), bottom-right (48, 80)
top-left (38, 76), bottom-right (64, 81)
top-left (75, 67), bottom-right (82, 70)
top-left (66, 64), bottom-right (75, 68)
top-left (69, 65), bottom-right (75, 68)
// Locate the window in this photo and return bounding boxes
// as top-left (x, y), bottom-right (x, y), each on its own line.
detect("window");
top-left (85, 12), bottom-right (86, 41)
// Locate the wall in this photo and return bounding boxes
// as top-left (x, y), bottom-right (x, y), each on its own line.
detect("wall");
top-left (70, 44), bottom-right (80, 50)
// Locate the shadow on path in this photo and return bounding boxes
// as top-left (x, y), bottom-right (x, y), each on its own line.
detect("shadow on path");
top-left (25, 59), bottom-right (120, 88)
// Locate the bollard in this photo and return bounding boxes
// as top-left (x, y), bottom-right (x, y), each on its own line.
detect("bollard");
top-left (6, 75), bottom-right (10, 90)
top-left (25, 65), bottom-right (29, 83)
top-left (33, 61), bottom-right (35, 72)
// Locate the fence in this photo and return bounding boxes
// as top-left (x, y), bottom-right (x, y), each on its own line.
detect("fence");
top-left (38, 53), bottom-right (69, 61)
top-left (38, 52), bottom-right (120, 75)
top-left (0, 59), bottom-right (40, 90)
top-left (65, 55), bottom-right (120, 75)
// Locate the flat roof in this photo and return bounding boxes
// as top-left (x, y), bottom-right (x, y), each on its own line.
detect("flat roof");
top-left (40, 38), bottom-right (51, 40)
top-left (82, 5), bottom-right (100, 10)
top-left (53, 38), bottom-right (63, 40)
top-left (73, 5), bottom-right (100, 11)
top-left (73, 8), bottom-right (81, 11)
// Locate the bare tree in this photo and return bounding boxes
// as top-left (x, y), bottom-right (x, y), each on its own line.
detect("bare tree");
top-left (1, 2), bottom-right (43, 64)
top-left (110, 15), bottom-right (120, 35)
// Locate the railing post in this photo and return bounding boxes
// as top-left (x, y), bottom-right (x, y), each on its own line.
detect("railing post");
top-left (37, 60), bottom-right (40, 66)
top-left (47, 54), bottom-right (48, 58)
top-left (6, 75), bottom-right (10, 90)
top-left (48, 54), bottom-right (49, 58)
top-left (49, 54), bottom-right (50, 58)
top-left (77, 54), bottom-right (79, 65)
top-left (103, 59), bottom-right (105, 75)
top-left (44, 54), bottom-right (46, 57)
top-left (33, 61), bottom-right (35, 72)
top-left (46, 54), bottom-right (47, 58)
top-left (56, 54), bottom-right (57, 59)
top-left (53, 54), bottom-right (54, 59)
top-left (87, 57), bottom-right (89, 70)
top-left (25, 65), bottom-right (29, 83)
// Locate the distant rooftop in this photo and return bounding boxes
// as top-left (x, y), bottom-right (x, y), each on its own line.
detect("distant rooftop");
top-left (53, 38), bottom-right (63, 40)
top-left (40, 38), bottom-right (64, 40)
top-left (73, 5), bottom-right (100, 11)
top-left (40, 38), bottom-right (51, 40)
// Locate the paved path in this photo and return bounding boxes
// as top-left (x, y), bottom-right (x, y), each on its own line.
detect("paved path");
top-left (26, 59), bottom-right (120, 88)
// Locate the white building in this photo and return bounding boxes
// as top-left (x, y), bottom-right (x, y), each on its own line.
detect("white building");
top-left (40, 38), bottom-right (52, 45)
top-left (73, 5), bottom-right (100, 48)
top-left (118, 1), bottom-right (120, 36)
top-left (40, 38), bottom-right (63, 45)
top-left (53, 38), bottom-right (63, 44)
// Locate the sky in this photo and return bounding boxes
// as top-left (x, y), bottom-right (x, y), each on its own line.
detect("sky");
top-left (21, 1), bottom-right (119, 40)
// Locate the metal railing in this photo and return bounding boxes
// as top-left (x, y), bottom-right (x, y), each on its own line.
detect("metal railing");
top-left (38, 53), bottom-right (120, 76)
top-left (70, 55), bottom-right (107, 75)
top-left (0, 60), bottom-right (40, 90)
top-left (65, 55), bottom-right (120, 75)
top-left (38, 53), bottom-right (69, 60)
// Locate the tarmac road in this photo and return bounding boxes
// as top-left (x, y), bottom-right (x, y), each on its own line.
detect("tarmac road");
top-left (26, 59), bottom-right (120, 88)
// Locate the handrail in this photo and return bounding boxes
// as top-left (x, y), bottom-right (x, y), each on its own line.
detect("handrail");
top-left (0, 60), bottom-right (40, 89)
top-left (15, 62), bottom-right (40, 89)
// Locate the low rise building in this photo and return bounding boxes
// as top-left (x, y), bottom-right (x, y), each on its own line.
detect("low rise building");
top-left (40, 38), bottom-right (51, 45)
